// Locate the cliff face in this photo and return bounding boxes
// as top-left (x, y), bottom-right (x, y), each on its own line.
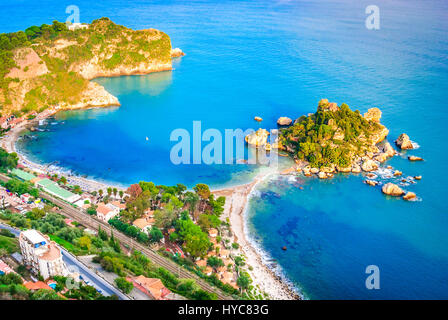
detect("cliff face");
top-left (1, 18), bottom-right (176, 115)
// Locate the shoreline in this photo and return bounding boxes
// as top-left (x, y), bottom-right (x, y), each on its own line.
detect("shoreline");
top-left (2, 109), bottom-right (302, 300)
top-left (213, 173), bottom-right (301, 300)
top-left (1, 119), bottom-right (123, 193)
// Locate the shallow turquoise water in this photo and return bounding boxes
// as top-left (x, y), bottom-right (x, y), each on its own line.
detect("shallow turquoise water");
top-left (4, 0), bottom-right (448, 299)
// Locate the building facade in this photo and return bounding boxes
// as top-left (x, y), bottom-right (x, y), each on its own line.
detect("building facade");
top-left (19, 229), bottom-right (68, 280)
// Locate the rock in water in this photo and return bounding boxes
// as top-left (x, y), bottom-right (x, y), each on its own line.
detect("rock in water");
top-left (403, 192), bottom-right (417, 201)
top-left (336, 165), bottom-right (352, 173)
top-left (282, 246), bottom-right (287, 251)
top-left (170, 48), bottom-right (185, 58)
top-left (245, 128), bottom-right (269, 147)
top-left (318, 172), bottom-right (327, 179)
top-left (254, 116), bottom-right (263, 122)
top-left (363, 108), bottom-right (382, 122)
top-left (361, 159), bottom-right (379, 172)
top-left (310, 168), bottom-right (319, 174)
top-left (414, 175), bottom-right (422, 180)
top-left (365, 180), bottom-right (378, 186)
top-left (382, 183), bottom-right (405, 196)
top-left (408, 155), bottom-right (424, 161)
top-left (277, 117), bottom-right (292, 126)
top-left (395, 133), bottom-right (414, 149)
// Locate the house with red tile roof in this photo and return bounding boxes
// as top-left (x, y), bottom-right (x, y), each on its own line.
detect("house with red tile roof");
top-left (24, 281), bottom-right (52, 291)
top-left (96, 202), bottom-right (120, 222)
top-left (128, 275), bottom-right (173, 300)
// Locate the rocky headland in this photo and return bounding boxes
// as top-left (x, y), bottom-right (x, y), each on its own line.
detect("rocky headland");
top-left (0, 18), bottom-right (182, 116)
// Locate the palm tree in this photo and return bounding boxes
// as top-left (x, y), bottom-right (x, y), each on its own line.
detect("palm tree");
top-left (119, 190), bottom-right (124, 199)
top-left (113, 188), bottom-right (117, 198)
top-left (98, 189), bottom-right (103, 198)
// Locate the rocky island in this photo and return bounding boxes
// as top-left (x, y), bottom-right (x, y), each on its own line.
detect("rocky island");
top-left (246, 99), bottom-right (423, 201)
top-left (0, 18), bottom-right (181, 116)
top-left (278, 99), bottom-right (391, 174)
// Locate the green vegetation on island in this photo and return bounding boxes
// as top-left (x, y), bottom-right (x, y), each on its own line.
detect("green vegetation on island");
top-left (279, 99), bottom-right (388, 168)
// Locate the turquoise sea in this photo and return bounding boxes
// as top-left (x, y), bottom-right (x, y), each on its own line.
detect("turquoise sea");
top-left (3, 0), bottom-right (448, 299)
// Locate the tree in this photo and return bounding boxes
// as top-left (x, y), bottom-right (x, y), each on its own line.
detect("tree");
top-left (194, 183), bottom-right (211, 201)
top-left (176, 183), bottom-right (187, 195)
top-left (184, 191), bottom-right (199, 215)
top-left (78, 235), bottom-right (92, 251)
top-left (149, 227), bottom-right (163, 243)
top-left (0, 148), bottom-right (18, 171)
top-left (107, 187), bottom-right (112, 196)
top-left (52, 20), bottom-right (67, 32)
top-left (98, 189), bottom-right (103, 197)
top-left (109, 232), bottom-right (121, 253)
top-left (119, 190), bottom-right (124, 199)
top-left (98, 226), bottom-right (108, 241)
top-left (113, 188), bottom-right (117, 197)
top-left (87, 205), bottom-right (97, 216)
top-left (114, 277), bottom-right (133, 294)
top-left (127, 184), bottom-right (142, 200)
top-left (154, 202), bottom-right (178, 230)
top-left (237, 274), bottom-right (250, 292)
top-left (207, 256), bottom-right (224, 269)
top-left (58, 176), bottom-right (67, 185)
top-left (177, 219), bottom-right (210, 258)
top-left (26, 208), bottom-right (46, 220)
top-left (31, 289), bottom-right (63, 300)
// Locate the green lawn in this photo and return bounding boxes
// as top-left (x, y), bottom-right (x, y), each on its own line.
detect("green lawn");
top-left (49, 234), bottom-right (75, 252)
top-left (0, 235), bottom-right (19, 254)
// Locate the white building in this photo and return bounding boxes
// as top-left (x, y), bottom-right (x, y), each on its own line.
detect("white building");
top-left (67, 23), bottom-right (89, 31)
top-left (96, 203), bottom-right (120, 222)
top-left (19, 230), bottom-right (68, 280)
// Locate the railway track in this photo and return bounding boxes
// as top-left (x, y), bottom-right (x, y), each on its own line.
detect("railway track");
top-left (0, 174), bottom-right (232, 300)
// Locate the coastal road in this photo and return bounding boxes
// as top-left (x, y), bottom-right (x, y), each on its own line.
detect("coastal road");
top-left (0, 222), bottom-right (129, 300)
top-left (0, 174), bottom-right (232, 300)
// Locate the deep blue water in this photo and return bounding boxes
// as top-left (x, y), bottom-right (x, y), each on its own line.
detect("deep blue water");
top-left (3, 0), bottom-right (448, 299)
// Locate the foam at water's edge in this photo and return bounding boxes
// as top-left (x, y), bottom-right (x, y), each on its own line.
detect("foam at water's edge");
top-left (243, 173), bottom-right (307, 300)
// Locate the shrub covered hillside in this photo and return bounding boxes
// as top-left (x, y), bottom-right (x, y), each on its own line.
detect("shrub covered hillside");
top-left (279, 99), bottom-right (389, 168)
top-left (0, 18), bottom-right (173, 116)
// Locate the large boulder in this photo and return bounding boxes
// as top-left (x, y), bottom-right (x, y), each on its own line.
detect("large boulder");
top-left (374, 142), bottom-right (396, 162)
top-left (318, 172), bottom-right (328, 179)
top-left (374, 153), bottom-right (388, 163)
top-left (395, 133), bottom-right (414, 150)
top-left (361, 159), bottom-right (379, 172)
top-left (277, 117), bottom-right (293, 126)
top-left (408, 155), bottom-right (423, 161)
top-left (383, 142), bottom-right (396, 157)
top-left (382, 183), bottom-right (405, 196)
top-left (403, 192), bottom-right (417, 201)
top-left (365, 180), bottom-right (378, 186)
top-left (245, 128), bottom-right (269, 147)
top-left (171, 48), bottom-right (185, 58)
top-left (363, 108), bottom-right (382, 122)
top-left (336, 165), bottom-right (352, 173)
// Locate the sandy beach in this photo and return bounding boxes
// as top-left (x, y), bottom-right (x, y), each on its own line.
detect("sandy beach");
top-left (2, 114), bottom-right (300, 300)
top-left (214, 174), bottom-right (300, 300)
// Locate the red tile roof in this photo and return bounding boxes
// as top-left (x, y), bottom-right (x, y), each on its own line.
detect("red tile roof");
top-left (24, 281), bottom-right (52, 291)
